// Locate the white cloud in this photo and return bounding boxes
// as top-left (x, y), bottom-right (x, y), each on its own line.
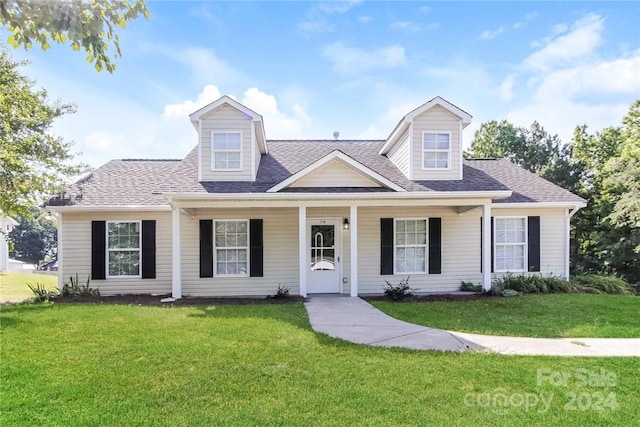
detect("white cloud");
top-left (163, 84), bottom-right (222, 119)
top-left (297, 19), bottom-right (335, 34)
top-left (241, 87), bottom-right (312, 138)
top-left (480, 26), bottom-right (507, 40)
top-left (523, 14), bottom-right (604, 72)
top-left (390, 21), bottom-right (422, 33)
top-left (318, 0), bottom-right (363, 14)
top-left (499, 75), bottom-right (516, 101)
top-left (418, 6), bottom-right (431, 15)
top-left (358, 15), bottom-right (373, 24)
top-left (322, 42), bottom-right (407, 75)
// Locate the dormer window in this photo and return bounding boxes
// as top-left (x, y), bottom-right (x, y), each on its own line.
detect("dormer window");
top-left (422, 132), bottom-right (450, 169)
top-left (212, 131), bottom-right (242, 170)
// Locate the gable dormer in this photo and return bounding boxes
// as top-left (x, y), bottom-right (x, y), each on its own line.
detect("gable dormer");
top-left (379, 97), bottom-right (472, 181)
top-left (190, 96), bottom-right (268, 182)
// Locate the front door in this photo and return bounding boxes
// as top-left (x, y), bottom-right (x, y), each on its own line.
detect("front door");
top-left (307, 219), bottom-right (341, 293)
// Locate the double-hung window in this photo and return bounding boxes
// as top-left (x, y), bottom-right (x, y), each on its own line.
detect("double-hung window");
top-left (214, 220), bottom-right (249, 276)
top-left (394, 219), bottom-right (427, 274)
top-left (423, 132), bottom-right (450, 169)
top-left (107, 221), bottom-right (141, 277)
top-left (212, 132), bottom-right (241, 170)
top-left (495, 217), bottom-right (527, 272)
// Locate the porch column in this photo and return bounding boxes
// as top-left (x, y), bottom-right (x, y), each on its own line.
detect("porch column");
top-left (482, 203), bottom-right (492, 292)
top-left (55, 212), bottom-right (64, 292)
top-left (350, 205), bottom-right (358, 297)
top-left (299, 206), bottom-right (307, 297)
top-left (564, 209), bottom-right (570, 280)
top-left (172, 207), bottom-right (182, 299)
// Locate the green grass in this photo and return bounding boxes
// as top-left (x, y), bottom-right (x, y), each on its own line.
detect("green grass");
top-left (1, 303), bottom-right (638, 425)
top-left (0, 271), bottom-right (58, 303)
top-left (371, 294), bottom-right (640, 338)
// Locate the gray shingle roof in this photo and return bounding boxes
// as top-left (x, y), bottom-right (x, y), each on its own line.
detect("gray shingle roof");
top-left (47, 159), bottom-right (180, 206)
top-left (48, 140), bottom-right (585, 207)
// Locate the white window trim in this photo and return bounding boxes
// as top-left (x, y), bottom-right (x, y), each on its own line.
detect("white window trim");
top-left (393, 218), bottom-right (428, 275)
top-left (421, 131), bottom-right (452, 171)
top-left (211, 131), bottom-right (243, 172)
top-left (494, 216), bottom-right (528, 273)
top-left (106, 220), bottom-right (142, 279)
top-left (213, 219), bottom-right (250, 278)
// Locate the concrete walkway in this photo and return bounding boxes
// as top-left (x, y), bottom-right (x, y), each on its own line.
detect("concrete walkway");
top-left (305, 295), bottom-right (640, 357)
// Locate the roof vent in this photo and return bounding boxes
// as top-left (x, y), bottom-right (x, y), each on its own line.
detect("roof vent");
top-left (333, 131), bottom-right (339, 140)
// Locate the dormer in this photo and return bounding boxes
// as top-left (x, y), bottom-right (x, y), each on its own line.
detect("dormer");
top-left (379, 97), bottom-right (472, 181)
top-left (190, 96), bottom-right (268, 182)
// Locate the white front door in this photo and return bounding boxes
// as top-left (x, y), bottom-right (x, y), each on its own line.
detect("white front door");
top-left (307, 219), bottom-right (341, 293)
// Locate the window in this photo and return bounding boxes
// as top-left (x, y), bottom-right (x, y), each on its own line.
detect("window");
top-left (495, 217), bottom-right (527, 272)
top-left (423, 133), bottom-right (450, 169)
top-left (212, 132), bottom-right (242, 170)
top-left (214, 220), bottom-right (248, 276)
top-left (394, 219), bottom-right (427, 273)
top-left (107, 221), bottom-right (141, 277)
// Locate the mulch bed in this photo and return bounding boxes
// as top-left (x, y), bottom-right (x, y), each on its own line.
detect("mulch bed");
top-left (51, 294), bottom-right (305, 306)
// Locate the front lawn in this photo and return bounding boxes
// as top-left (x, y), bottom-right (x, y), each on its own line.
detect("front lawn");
top-left (1, 302), bottom-right (638, 425)
top-left (0, 271), bottom-right (58, 303)
top-left (371, 294), bottom-right (640, 338)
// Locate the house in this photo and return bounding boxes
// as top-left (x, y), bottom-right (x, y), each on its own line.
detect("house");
top-left (0, 212), bottom-right (18, 272)
top-left (46, 96), bottom-right (586, 298)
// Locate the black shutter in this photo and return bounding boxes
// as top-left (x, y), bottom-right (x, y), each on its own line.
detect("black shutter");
top-left (480, 217), bottom-right (483, 273)
top-left (528, 216), bottom-right (541, 272)
top-left (249, 219), bottom-right (264, 277)
top-left (141, 220), bottom-right (156, 279)
top-left (428, 218), bottom-right (442, 274)
top-left (200, 220), bottom-right (213, 278)
top-left (91, 221), bottom-right (106, 280)
top-left (490, 217), bottom-right (494, 273)
top-left (380, 218), bottom-right (394, 275)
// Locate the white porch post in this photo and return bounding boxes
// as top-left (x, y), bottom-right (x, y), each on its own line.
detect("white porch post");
top-left (299, 206), bottom-right (307, 297)
top-left (482, 203), bottom-right (492, 292)
top-left (55, 212), bottom-right (64, 292)
top-left (350, 205), bottom-right (358, 297)
top-left (172, 207), bottom-right (182, 299)
top-left (564, 209), bottom-right (570, 279)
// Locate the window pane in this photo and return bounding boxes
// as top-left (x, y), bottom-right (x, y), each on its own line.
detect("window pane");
top-left (215, 222), bottom-right (249, 276)
top-left (423, 133), bottom-right (437, 149)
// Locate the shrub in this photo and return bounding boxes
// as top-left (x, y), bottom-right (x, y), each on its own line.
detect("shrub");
top-left (62, 274), bottom-right (100, 297)
top-left (269, 284), bottom-right (290, 299)
top-left (27, 283), bottom-right (59, 302)
top-left (383, 277), bottom-right (415, 301)
top-left (460, 281), bottom-right (482, 292)
top-left (571, 274), bottom-right (632, 295)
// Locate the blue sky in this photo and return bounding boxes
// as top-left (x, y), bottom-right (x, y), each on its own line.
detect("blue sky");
top-left (6, 1), bottom-right (640, 167)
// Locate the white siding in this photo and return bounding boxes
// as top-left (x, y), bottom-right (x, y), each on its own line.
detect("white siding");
top-left (411, 105), bottom-right (461, 181)
top-left (290, 160), bottom-right (380, 188)
top-left (182, 208), bottom-right (300, 297)
top-left (358, 206), bottom-right (483, 293)
top-left (200, 104), bottom-right (253, 181)
top-left (60, 212), bottom-right (173, 295)
top-left (388, 130), bottom-right (410, 178)
top-left (491, 208), bottom-right (567, 278)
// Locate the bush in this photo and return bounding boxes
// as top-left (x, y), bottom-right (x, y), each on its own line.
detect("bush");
top-left (27, 283), bottom-right (59, 302)
top-left (571, 274), bottom-right (632, 295)
top-left (460, 281), bottom-right (482, 292)
top-left (269, 284), bottom-right (290, 299)
top-left (383, 277), bottom-right (415, 301)
top-left (62, 274), bottom-right (100, 297)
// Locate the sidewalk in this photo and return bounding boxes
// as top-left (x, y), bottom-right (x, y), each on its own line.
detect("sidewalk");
top-left (304, 295), bottom-right (640, 357)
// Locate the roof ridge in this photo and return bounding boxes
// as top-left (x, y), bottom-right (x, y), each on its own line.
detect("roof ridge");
top-left (119, 158), bottom-right (182, 162)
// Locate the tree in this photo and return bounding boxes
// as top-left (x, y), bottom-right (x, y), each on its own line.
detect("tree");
top-left (8, 208), bottom-right (57, 265)
top-left (0, 0), bottom-right (149, 72)
top-left (0, 49), bottom-right (87, 219)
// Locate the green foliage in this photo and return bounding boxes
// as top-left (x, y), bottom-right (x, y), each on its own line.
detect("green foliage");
top-left (27, 282), bottom-right (59, 302)
top-left (268, 284), bottom-right (291, 299)
top-left (0, 0), bottom-right (149, 73)
top-left (570, 274), bottom-right (633, 295)
top-left (8, 208), bottom-right (57, 265)
top-left (383, 276), bottom-right (414, 300)
top-left (0, 50), bottom-right (88, 219)
top-left (62, 274), bottom-right (99, 297)
top-left (459, 281), bottom-right (481, 292)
